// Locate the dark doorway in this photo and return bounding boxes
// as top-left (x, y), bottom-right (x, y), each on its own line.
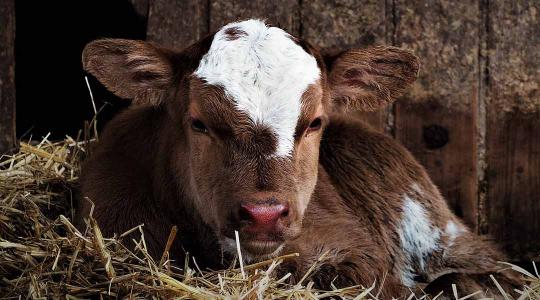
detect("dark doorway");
top-left (15, 0), bottom-right (147, 139)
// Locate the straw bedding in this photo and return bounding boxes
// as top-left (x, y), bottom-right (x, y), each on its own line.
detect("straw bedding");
top-left (1, 132), bottom-right (538, 299)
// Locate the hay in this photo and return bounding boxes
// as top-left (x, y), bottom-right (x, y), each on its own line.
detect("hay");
top-left (0, 133), bottom-right (371, 299)
top-left (0, 133), bottom-right (538, 299)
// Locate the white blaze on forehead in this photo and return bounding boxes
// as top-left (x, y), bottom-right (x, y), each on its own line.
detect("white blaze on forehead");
top-left (194, 19), bottom-right (321, 157)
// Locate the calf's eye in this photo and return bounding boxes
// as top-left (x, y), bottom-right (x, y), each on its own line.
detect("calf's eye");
top-left (307, 117), bottom-right (322, 133)
top-left (191, 119), bottom-right (209, 133)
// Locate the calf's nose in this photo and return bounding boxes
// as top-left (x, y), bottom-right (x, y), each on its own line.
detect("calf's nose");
top-left (239, 202), bottom-right (289, 231)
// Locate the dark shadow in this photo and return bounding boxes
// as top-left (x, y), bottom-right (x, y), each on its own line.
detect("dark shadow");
top-left (15, 0), bottom-right (147, 139)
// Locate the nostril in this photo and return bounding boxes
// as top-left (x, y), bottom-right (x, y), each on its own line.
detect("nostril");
top-left (280, 205), bottom-right (289, 217)
top-left (238, 206), bottom-right (252, 222)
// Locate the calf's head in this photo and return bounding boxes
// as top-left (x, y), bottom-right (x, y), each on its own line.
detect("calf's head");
top-left (82, 19), bottom-right (419, 259)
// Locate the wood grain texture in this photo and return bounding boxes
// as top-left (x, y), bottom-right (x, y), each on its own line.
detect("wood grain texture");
top-left (485, 0), bottom-right (540, 260)
top-left (146, 0), bottom-right (209, 50)
top-left (209, 0), bottom-right (300, 35)
top-left (301, 0), bottom-right (388, 131)
top-left (393, 1), bottom-right (479, 228)
top-left (301, 0), bottom-right (386, 50)
top-left (0, 0), bottom-right (16, 155)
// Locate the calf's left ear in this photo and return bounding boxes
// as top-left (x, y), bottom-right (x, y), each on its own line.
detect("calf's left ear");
top-left (326, 46), bottom-right (419, 111)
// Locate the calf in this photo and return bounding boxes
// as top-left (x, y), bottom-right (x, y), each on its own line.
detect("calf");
top-left (78, 19), bottom-right (520, 298)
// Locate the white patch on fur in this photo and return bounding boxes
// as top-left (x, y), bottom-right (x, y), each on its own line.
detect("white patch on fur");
top-left (221, 237), bottom-right (254, 262)
top-left (221, 237), bottom-right (236, 253)
top-left (398, 195), bottom-right (441, 287)
top-left (445, 221), bottom-right (464, 247)
top-left (411, 183), bottom-right (423, 195)
top-left (194, 19), bottom-right (321, 157)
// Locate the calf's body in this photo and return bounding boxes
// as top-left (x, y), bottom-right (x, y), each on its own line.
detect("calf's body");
top-left (78, 19), bottom-right (520, 298)
top-left (79, 107), bottom-right (518, 297)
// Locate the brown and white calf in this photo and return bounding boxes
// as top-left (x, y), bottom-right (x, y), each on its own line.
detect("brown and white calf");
top-left (78, 19), bottom-right (520, 298)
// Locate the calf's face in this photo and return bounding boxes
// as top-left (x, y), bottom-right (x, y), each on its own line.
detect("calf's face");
top-left (82, 19), bottom-right (419, 260)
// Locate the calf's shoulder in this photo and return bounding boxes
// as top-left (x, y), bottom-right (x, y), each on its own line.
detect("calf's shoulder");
top-left (77, 106), bottom-right (176, 255)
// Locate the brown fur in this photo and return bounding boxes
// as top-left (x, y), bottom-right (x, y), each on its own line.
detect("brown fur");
top-left (78, 23), bottom-right (522, 298)
top-left (327, 46), bottom-right (419, 111)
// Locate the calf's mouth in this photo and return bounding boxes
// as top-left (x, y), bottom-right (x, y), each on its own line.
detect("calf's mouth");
top-left (220, 234), bottom-right (286, 262)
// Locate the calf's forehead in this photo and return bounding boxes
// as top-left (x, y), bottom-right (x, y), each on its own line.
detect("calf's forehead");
top-left (193, 19), bottom-right (321, 158)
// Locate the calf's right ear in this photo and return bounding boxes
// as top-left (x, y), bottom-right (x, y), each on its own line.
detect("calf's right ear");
top-left (82, 39), bottom-right (175, 105)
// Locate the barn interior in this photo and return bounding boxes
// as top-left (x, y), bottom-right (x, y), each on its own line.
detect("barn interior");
top-left (15, 0), bottom-right (143, 139)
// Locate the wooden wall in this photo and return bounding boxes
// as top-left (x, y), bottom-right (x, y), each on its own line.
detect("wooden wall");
top-left (1, 0), bottom-right (538, 261)
top-left (484, 0), bottom-right (540, 260)
top-left (0, 0), bottom-right (16, 155)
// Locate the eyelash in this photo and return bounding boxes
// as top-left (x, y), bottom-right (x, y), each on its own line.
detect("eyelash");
top-left (191, 119), bottom-right (209, 133)
top-left (306, 117), bottom-right (322, 133)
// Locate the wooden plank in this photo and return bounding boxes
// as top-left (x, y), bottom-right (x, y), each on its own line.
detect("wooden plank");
top-left (301, 0), bottom-right (386, 50)
top-left (0, 0), bottom-right (16, 155)
top-left (301, 0), bottom-right (388, 132)
top-left (393, 1), bottom-right (479, 228)
top-left (129, 0), bottom-right (149, 20)
top-left (146, 0), bottom-right (209, 50)
top-left (209, 0), bottom-right (300, 35)
top-left (485, 0), bottom-right (540, 261)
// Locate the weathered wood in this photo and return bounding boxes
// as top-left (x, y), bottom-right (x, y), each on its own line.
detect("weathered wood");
top-left (0, 0), bottom-right (16, 155)
top-left (209, 0), bottom-right (300, 35)
top-left (485, 0), bottom-right (540, 260)
top-left (146, 0), bottom-right (209, 50)
top-left (393, 1), bottom-right (479, 228)
top-left (301, 0), bottom-right (388, 131)
top-left (301, 0), bottom-right (386, 50)
top-left (129, 0), bottom-right (149, 19)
